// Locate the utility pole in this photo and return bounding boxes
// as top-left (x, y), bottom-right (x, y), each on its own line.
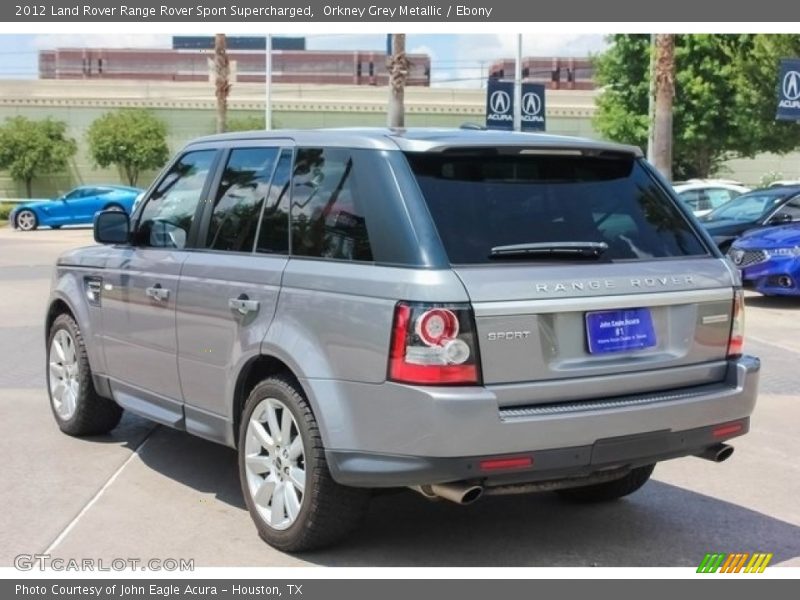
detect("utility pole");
top-left (652, 33), bottom-right (675, 181)
top-left (214, 33), bottom-right (231, 134)
top-left (387, 33), bottom-right (409, 128)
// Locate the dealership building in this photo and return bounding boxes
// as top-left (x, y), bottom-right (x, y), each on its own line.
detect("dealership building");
top-left (38, 36), bottom-right (432, 87)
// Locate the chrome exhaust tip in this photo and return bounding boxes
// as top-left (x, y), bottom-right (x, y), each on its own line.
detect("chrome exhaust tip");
top-left (411, 482), bottom-right (484, 505)
top-left (695, 443), bottom-right (734, 463)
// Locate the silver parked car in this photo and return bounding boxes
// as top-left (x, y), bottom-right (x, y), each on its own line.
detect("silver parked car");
top-left (45, 129), bottom-right (759, 551)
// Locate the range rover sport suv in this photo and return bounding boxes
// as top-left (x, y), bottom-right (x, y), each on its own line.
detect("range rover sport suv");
top-left (45, 129), bottom-right (759, 551)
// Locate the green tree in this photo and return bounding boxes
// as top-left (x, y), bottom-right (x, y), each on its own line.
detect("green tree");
top-left (0, 117), bottom-right (76, 197)
top-left (87, 109), bottom-right (169, 186)
top-left (594, 34), bottom-right (800, 179)
top-left (227, 114), bottom-right (266, 132)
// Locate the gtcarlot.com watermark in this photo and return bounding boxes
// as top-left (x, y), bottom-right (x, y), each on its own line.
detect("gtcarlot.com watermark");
top-left (14, 554), bottom-right (194, 572)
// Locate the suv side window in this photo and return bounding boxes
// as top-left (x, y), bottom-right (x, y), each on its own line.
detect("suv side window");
top-left (206, 147), bottom-right (279, 252)
top-left (290, 147), bottom-right (373, 262)
top-left (255, 148), bottom-right (292, 255)
top-left (137, 150), bottom-right (216, 249)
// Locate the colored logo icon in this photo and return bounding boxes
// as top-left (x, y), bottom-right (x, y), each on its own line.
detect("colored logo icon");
top-left (697, 552), bottom-right (773, 573)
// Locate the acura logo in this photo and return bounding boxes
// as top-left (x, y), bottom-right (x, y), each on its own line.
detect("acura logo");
top-left (522, 92), bottom-right (542, 116)
top-left (784, 70), bottom-right (800, 101)
top-left (489, 90), bottom-right (511, 114)
top-left (732, 249), bottom-right (745, 265)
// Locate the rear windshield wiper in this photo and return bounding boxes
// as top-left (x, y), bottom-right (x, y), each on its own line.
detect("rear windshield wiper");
top-left (489, 241), bottom-right (609, 259)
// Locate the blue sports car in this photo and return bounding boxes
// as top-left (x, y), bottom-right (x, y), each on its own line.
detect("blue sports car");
top-left (729, 224), bottom-right (800, 296)
top-left (10, 185), bottom-right (143, 231)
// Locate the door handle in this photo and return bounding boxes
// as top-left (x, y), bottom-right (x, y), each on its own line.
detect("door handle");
top-left (229, 294), bottom-right (260, 315)
top-left (145, 284), bottom-right (170, 301)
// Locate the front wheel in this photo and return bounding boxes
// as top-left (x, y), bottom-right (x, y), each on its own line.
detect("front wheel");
top-left (238, 377), bottom-right (370, 552)
top-left (15, 209), bottom-right (38, 231)
top-left (47, 313), bottom-right (123, 436)
top-left (556, 464), bottom-right (655, 503)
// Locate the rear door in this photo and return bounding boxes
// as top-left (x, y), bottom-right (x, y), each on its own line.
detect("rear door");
top-left (101, 149), bottom-right (219, 424)
top-left (405, 150), bottom-right (736, 403)
top-left (176, 144), bottom-right (293, 444)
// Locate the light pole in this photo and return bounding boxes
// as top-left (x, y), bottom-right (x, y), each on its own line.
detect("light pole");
top-left (513, 34), bottom-right (522, 132)
top-left (265, 33), bottom-right (272, 130)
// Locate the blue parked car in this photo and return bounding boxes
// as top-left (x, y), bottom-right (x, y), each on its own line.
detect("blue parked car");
top-left (729, 224), bottom-right (800, 296)
top-left (700, 185), bottom-right (800, 252)
top-left (10, 185), bottom-right (143, 231)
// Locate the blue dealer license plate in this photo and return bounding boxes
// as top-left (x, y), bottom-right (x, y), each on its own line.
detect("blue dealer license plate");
top-left (585, 308), bottom-right (656, 354)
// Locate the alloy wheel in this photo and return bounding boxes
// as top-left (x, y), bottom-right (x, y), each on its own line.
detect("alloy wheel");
top-left (49, 329), bottom-right (80, 420)
top-left (16, 210), bottom-right (36, 231)
top-left (244, 397), bottom-right (306, 531)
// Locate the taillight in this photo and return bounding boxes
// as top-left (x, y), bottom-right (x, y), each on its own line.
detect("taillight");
top-left (389, 302), bottom-right (481, 385)
top-left (727, 289), bottom-right (745, 358)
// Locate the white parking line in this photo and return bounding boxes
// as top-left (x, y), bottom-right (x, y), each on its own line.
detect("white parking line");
top-left (42, 426), bottom-right (158, 554)
top-left (748, 335), bottom-right (800, 356)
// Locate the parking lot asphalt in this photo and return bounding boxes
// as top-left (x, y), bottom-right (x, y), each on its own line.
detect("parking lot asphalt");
top-left (1, 225), bottom-right (798, 567)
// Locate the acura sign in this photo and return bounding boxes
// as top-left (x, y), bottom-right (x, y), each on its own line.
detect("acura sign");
top-left (520, 83), bottom-right (546, 131)
top-left (777, 58), bottom-right (800, 121)
top-left (486, 79), bottom-right (514, 130)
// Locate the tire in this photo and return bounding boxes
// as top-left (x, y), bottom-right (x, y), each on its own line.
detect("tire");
top-left (15, 209), bottom-right (38, 231)
top-left (46, 313), bottom-right (123, 436)
top-left (556, 464), bottom-right (655, 503)
top-left (238, 376), bottom-right (370, 552)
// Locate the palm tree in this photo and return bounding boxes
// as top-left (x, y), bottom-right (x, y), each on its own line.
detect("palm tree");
top-left (652, 34), bottom-right (675, 181)
top-left (214, 33), bottom-right (231, 134)
top-left (387, 34), bottom-right (409, 128)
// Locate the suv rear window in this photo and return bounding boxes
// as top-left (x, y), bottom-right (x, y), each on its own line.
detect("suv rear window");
top-left (406, 152), bottom-right (707, 264)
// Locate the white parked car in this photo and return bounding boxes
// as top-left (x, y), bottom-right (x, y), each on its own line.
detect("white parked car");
top-left (673, 180), bottom-right (750, 218)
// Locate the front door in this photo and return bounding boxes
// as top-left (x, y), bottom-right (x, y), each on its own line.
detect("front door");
top-left (100, 149), bottom-right (219, 426)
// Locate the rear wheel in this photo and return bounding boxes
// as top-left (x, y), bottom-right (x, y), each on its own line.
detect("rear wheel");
top-left (16, 209), bottom-right (38, 231)
top-left (556, 464), bottom-right (655, 503)
top-left (238, 376), bottom-right (370, 552)
top-left (47, 313), bottom-right (123, 436)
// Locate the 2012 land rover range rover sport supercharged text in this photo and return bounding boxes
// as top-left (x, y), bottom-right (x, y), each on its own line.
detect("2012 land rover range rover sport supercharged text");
top-left (45, 129), bottom-right (759, 551)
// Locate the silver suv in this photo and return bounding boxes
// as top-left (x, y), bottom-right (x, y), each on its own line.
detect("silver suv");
top-left (45, 129), bottom-right (759, 551)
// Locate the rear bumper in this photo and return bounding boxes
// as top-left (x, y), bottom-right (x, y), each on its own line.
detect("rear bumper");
top-left (302, 355), bottom-right (759, 487)
top-left (327, 418), bottom-right (749, 488)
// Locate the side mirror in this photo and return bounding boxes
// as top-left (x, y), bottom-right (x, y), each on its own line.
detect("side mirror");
top-left (94, 210), bottom-right (130, 244)
top-left (768, 213), bottom-right (793, 225)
